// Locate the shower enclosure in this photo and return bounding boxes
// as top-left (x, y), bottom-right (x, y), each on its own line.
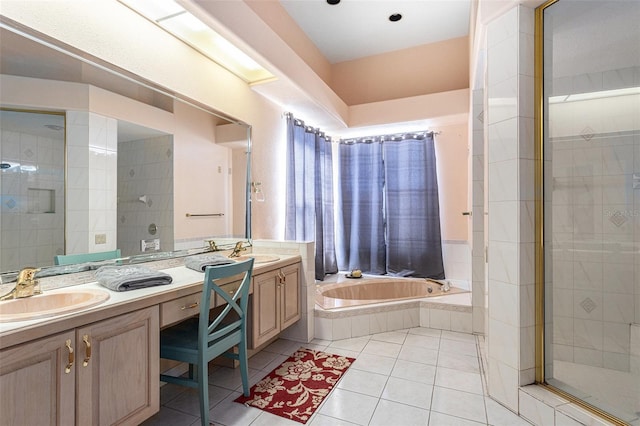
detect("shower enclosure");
top-left (539, 0), bottom-right (640, 423)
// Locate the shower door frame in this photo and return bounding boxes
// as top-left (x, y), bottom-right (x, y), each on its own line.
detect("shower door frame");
top-left (534, 1), bottom-right (635, 424)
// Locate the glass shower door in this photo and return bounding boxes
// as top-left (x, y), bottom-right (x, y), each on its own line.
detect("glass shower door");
top-left (541, 0), bottom-right (640, 422)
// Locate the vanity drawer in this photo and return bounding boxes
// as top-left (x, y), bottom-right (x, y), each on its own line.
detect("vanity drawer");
top-left (215, 278), bottom-right (249, 306)
top-left (160, 292), bottom-right (208, 327)
top-left (160, 276), bottom-right (252, 327)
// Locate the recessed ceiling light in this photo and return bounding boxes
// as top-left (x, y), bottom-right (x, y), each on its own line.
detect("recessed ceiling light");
top-left (389, 13), bottom-right (402, 22)
top-left (326, 0), bottom-right (340, 4)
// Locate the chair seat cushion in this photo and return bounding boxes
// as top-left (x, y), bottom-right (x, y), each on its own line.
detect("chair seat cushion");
top-left (160, 317), bottom-right (199, 352)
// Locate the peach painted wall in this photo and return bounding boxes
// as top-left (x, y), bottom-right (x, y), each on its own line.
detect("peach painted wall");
top-left (245, 0), bottom-right (332, 84)
top-left (331, 36), bottom-right (470, 105)
top-left (246, 2), bottom-right (470, 108)
top-left (172, 101), bottom-right (234, 239)
top-left (3, 1), bottom-right (472, 245)
top-left (349, 89), bottom-right (469, 129)
top-left (433, 123), bottom-right (469, 241)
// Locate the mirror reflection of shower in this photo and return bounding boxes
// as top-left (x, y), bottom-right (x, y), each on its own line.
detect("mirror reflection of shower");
top-left (0, 109), bottom-right (65, 272)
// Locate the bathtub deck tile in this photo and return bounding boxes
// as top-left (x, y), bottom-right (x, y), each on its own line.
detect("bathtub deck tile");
top-left (369, 312), bottom-right (388, 334)
top-left (402, 308), bottom-right (420, 329)
top-left (451, 312), bottom-right (474, 333)
top-left (332, 317), bottom-right (352, 340)
top-left (430, 309), bottom-right (452, 331)
top-left (315, 316), bottom-right (333, 340)
top-left (351, 314), bottom-right (371, 338)
top-left (387, 310), bottom-right (404, 331)
top-left (420, 307), bottom-right (431, 328)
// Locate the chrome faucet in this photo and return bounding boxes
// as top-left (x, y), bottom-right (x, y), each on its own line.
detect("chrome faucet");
top-left (228, 241), bottom-right (247, 258)
top-left (0, 267), bottom-right (42, 301)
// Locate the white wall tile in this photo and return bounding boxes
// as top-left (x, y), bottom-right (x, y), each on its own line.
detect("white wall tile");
top-left (487, 6), bottom-right (519, 48)
top-left (487, 76), bottom-right (519, 125)
top-left (488, 201), bottom-right (519, 242)
top-left (489, 358), bottom-right (519, 411)
top-left (488, 35), bottom-right (519, 87)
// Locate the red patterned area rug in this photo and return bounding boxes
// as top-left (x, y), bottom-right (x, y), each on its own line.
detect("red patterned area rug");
top-left (235, 347), bottom-right (355, 424)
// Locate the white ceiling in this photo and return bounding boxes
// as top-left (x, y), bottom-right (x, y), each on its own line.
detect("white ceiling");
top-left (279, 0), bottom-right (472, 63)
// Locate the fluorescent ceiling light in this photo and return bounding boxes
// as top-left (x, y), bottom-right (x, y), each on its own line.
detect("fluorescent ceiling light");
top-left (119, 0), bottom-right (274, 83)
top-left (549, 86), bottom-right (640, 104)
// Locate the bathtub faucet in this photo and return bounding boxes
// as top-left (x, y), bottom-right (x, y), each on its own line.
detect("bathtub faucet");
top-left (425, 278), bottom-right (450, 292)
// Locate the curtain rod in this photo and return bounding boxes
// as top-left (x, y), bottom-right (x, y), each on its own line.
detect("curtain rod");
top-left (339, 131), bottom-right (440, 144)
top-left (283, 112), bottom-right (442, 143)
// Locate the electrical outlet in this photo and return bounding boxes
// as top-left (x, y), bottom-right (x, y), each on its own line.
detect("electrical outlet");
top-left (141, 238), bottom-right (160, 252)
top-left (95, 234), bottom-right (107, 244)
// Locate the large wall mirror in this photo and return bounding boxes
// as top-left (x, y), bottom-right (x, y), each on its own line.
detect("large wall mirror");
top-left (0, 22), bottom-right (252, 276)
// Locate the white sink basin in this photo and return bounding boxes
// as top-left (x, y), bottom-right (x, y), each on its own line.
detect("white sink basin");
top-left (0, 289), bottom-right (110, 323)
top-left (234, 254), bottom-right (281, 264)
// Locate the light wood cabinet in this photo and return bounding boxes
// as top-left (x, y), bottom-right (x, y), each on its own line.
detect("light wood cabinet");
top-left (251, 262), bottom-right (301, 348)
top-left (0, 306), bottom-right (159, 426)
top-left (0, 330), bottom-right (75, 425)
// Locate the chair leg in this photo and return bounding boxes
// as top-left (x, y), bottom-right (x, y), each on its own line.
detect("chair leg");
top-left (238, 341), bottom-right (250, 397)
top-left (198, 358), bottom-right (210, 426)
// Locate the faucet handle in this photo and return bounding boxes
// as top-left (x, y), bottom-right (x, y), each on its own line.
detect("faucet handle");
top-left (17, 267), bottom-right (40, 283)
top-left (228, 241), bottom-right (247, 258)
top-left (206, 240), bottom-right (218, 251)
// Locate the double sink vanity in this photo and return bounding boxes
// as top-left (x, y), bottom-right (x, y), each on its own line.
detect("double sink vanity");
top-left (0, 252), bottom-right (302, 425)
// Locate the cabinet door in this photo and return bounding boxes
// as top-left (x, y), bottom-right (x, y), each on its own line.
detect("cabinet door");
top-left (0, 331), bottom-right (75, 426)
top-left (280, 263), bottom-right (301, 330)
top-left (252, 270), bottom-right (281, 348)
top-left (76, 306), bottom-right (159, 426)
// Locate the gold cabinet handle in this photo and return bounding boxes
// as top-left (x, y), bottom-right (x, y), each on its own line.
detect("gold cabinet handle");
top-left (82, 335), bottom-right (92, 367)
top-left (65, 339), bottom-right (74, 374)
top-left (181, 302), bottom-right (199, 310)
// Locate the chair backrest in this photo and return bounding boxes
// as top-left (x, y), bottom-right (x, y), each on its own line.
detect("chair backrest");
top-left (198, 258), bottom-right (254, 351)
top-left (54, 249), bottom-right (122, 265)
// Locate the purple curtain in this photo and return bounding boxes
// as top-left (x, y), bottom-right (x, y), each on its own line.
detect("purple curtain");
top-left (335, 132), bottom-right (444, 279)
top-left (383, 134), bottom-right (444, 278)
top-left (335, 141), bottom-right (386, 274)
top-left (285, 115), bottom-right (337, 280)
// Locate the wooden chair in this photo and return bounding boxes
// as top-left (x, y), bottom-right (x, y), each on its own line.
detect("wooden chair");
top-left (54, 249), bottom-right (122, 265)
top-left (159, 259), bottom-right (254, 426)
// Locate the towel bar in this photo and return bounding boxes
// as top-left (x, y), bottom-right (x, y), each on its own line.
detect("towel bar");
top-left (185, 213), bottom-right (224, 217)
